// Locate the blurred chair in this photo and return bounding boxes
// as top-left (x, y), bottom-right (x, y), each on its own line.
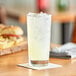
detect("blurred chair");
top-left (0, 5), bottom-right (7, 24)
top-left (71, 16), bottom-right (76, 43)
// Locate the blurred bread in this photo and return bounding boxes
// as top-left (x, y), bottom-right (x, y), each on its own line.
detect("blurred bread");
top-left (0, 41), bottom-right (14, 49)
top-left (0, 37), bottom-right (14, 49)
top-left (0, 24), bottom-right (6, 35)
top-left (1, 25), bottom-right (23, 35)
top-left (0, 24), bottom-right (24, 49)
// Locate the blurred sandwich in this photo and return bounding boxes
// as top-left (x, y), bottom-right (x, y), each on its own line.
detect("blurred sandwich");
top-left (0, 24), bottom-right (24, 49)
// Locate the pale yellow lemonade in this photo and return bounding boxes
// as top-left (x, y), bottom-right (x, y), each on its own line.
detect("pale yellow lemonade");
top-left (27, 12), bottom-right (51, 66)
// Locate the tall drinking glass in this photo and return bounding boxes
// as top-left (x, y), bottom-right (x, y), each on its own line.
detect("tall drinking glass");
top-left (27, 12), bottom-right (51, 67)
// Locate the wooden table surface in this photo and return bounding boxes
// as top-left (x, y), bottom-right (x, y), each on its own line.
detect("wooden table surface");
top-left (7, 8), bottom-right (75, 23)
top-left (0, 44), bottom-right (76, 76)
top-left (52, 12), bottom-right (75, 22)
top-left (18, 12), bottom-right (75, 23)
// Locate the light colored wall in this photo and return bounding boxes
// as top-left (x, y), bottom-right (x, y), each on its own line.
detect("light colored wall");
top-left (0, 0), bottom-right (76, 13)
top-left (51, 22), bottom-right (62, 44)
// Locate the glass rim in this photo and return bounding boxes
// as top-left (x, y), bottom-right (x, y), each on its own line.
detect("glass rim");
top-left (27, 12), bottom-right (52, 17)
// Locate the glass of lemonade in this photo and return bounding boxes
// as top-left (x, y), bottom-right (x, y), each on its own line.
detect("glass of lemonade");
top-left (27, 12), bottom-right (51, 67)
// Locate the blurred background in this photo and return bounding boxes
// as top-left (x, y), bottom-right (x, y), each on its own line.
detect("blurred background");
top-left (0, 0), bottom-right (76, 44)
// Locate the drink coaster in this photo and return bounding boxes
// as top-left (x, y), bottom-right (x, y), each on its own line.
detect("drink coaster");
top-left (18, 63), bottom-right (62, 70)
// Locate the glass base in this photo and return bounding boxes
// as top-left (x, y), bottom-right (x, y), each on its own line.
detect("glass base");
top-left (29, 60), bottom-right (49, 67)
